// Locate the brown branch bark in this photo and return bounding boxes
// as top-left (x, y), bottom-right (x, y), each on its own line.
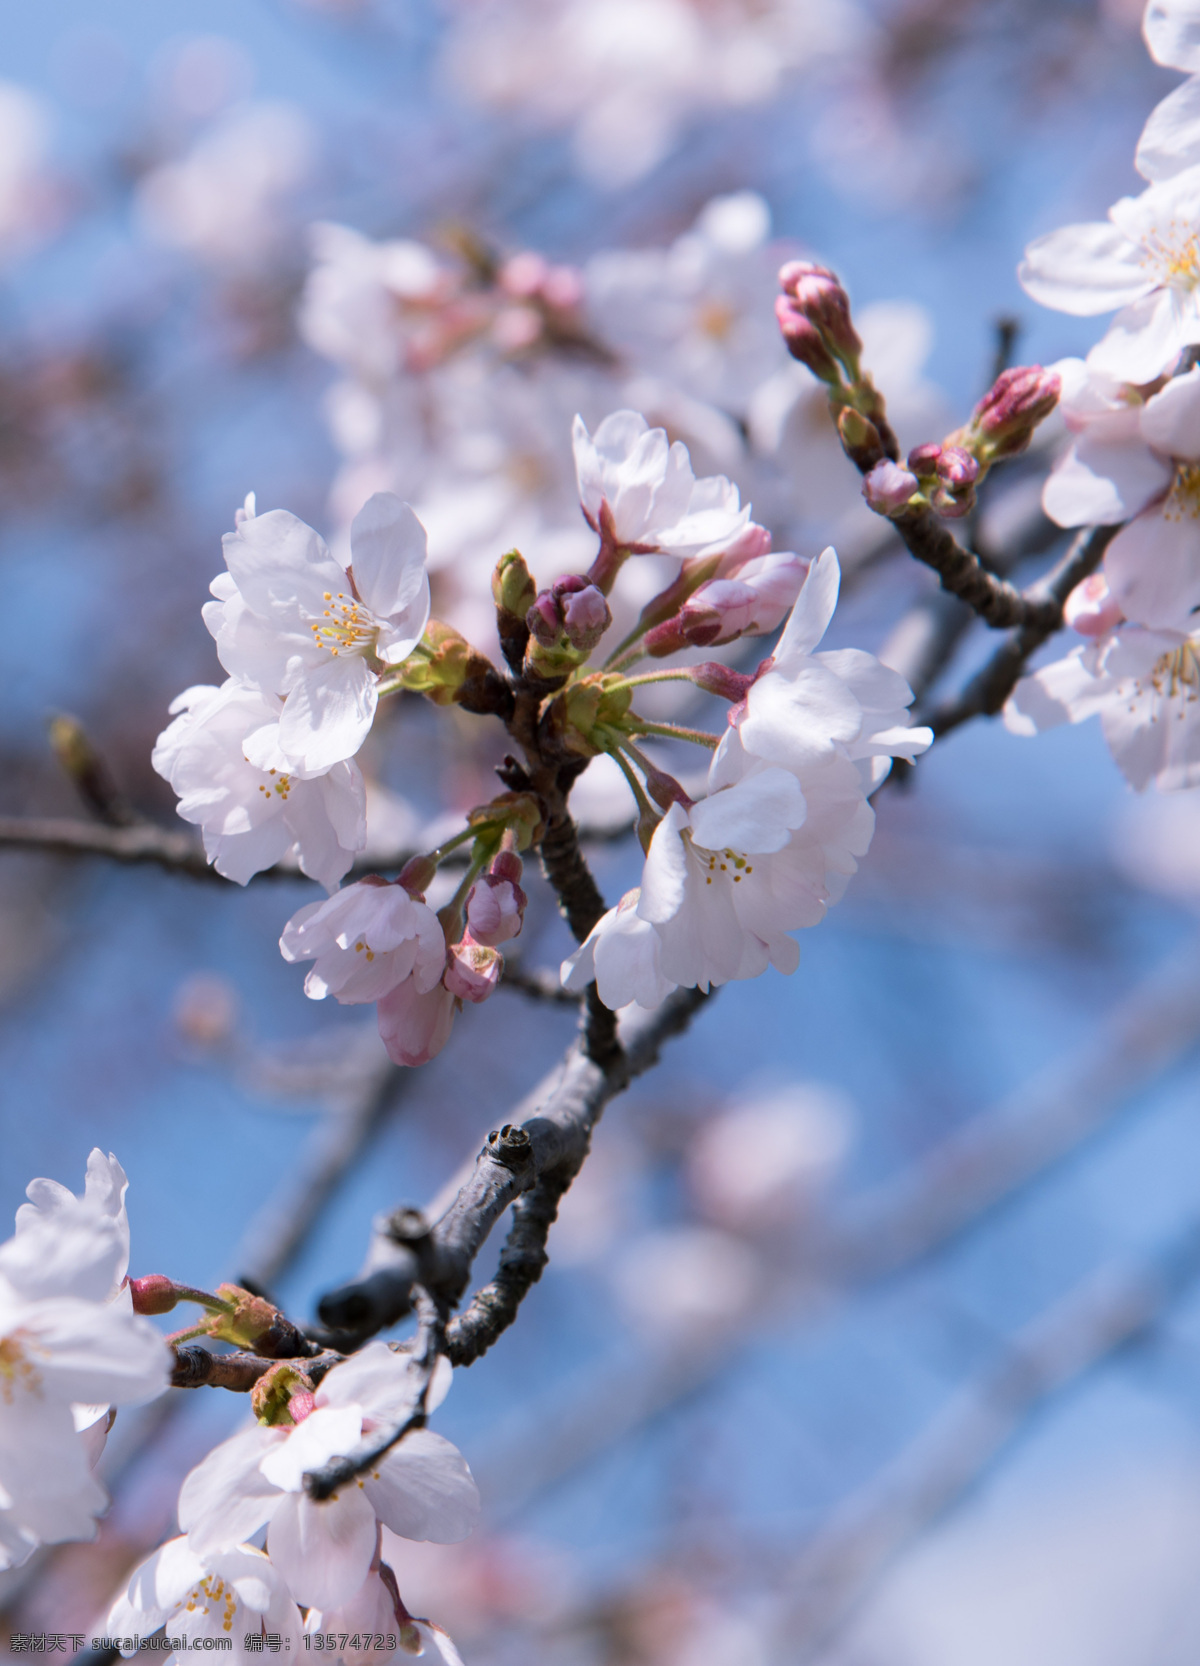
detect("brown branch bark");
top-left (921, 521), bottom-right (1122, 738)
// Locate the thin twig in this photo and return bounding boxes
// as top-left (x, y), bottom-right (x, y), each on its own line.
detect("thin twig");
top-left (499, 962), bottom-right (584, 1005)
top-left (922, 522), bottom-right (1122, 738)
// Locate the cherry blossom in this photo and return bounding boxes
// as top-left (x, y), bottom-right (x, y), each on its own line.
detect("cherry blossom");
top-left (304, 1562), bottom-right (466, 1665)
top-left (1018, 165), bottom-right (1200, 383)
top-left (179, 1344), bottom-right (479, 1609)
top-left (1006, 619), bottom-right (1200, 791)
top-left (152, 680), bottom-right (366, 890)
top-left (1041, 361), bottom-right (1200, 629)
top-left (0, 1154), bottom-right (170, 1571)
top-left (107, 1539), bottom-right (301, 1666)
top-left (280, 878), bottom-right (446, 1004)
top-left (205, 491), bottom-right (430, 773)
top-left (573, 410), bottom-right (750, 559)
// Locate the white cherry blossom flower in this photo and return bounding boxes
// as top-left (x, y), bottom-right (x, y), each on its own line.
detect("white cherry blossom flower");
top-left (280, 879), bottom-right (446, 1004)
top-left (179, 1344), bottom-right (478, 1610)
top-left (304, 1563), bottom-right (465, 1666)
top-left (565, 547), bottom-right (930, 1010)
top-left (205, 492), bottom-right (430, 773)
top-left (0, 1156), bottom-right (169, 1571)
top-left (573, 410), bottom-right (749, 557)
top-left (152, 680), bottom-right (366, 890)
top-left (1041, 361), bottom-right (1200, 629)
top-left (107, 1538), bottom-right (301, 1666)
top-left (1018, 165), bottom-right (1200, 383)
top-left (1145, 0), bottom-right (1200, 72)
top-left (1006, 620), bottom-right (1200, 791)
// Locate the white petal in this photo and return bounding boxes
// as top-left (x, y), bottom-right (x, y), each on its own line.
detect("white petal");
top-left (1042, 437), bottom-right (1170, 527)
top-left (1137, 73), bottom-right (1200, 178)
top-left (179, 1427), bottom-right (284, 1556)
top-left (1145, 0), bottom-right (1200, 70)
top-left (363, 1429), bottom-right (479, 1543)
top-left (349, 493), bottom-right (429, 622)
top-left (1141, 365), bottom-right (1200, 458)
top-left (1105, 508), bottom-right (1200, 630)
top-left (267, 1487), bottom-right (378, 1609)
top-left (259, 1407), bottom-right (363, 1493)
top-left (774, 545), bottom-right (839, 661)
top-left (1087, 288), bottom-right (1200, 384)
top-left (688, 769), bottom-right (807, 855)
top-left (279, 658), bottom-right (378, 773)
top-left (1018, 222), bottom-right (1150, 315)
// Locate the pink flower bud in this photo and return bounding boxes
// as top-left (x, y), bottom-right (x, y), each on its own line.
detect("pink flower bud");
top-left (490, 849), bottom-right (524, 886)
top-left (526, 590), bottom-right (562, 645)
top-left (444, 937), bottom-right (502, 1003)
top-left (492, 305), bottom-right (542, 354)
top-left (907, 443), bottom-right (942, 478)
top-left (936, 445), bottom-right (980, 488)
top-left (691, 662), bottom-right (754, 702)
top-left (559, 583), bottom-right (611, 652)
top-left (777, 261), bottom-right (862, 366)
top-left (774, 295), bottom-right (840, 382)
top-left (129, 1275), bottom-right (179, 1315)
top-left (1063, 571), bottom-right (1124, 637)
top-left (466, 869), bottom-right (527, 946)
top-left (396, 856), bottom-right (436, 897)
top-left (863, 459), bottom-right (920, 516)
top-left (970, 364), bottom-right (1061, 457)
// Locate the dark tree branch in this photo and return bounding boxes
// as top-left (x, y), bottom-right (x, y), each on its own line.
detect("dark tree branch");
top-left (316, 987), bottom-right (710, 1343)
top-left (170, 1346), bottom-right (344, 1392)
top-left (444, 1166), bottom-right (570, 1366)
top-left (921, 522), bottom-right (1122, 738)
top-left (887, 503), bottom-right (1061, 629)
top-left (499, 961), bottom-right (584, 1004)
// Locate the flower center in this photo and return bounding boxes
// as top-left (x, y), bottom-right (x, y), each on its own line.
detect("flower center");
top-left (255, 767), bottom-right (292, 801)
top-left (696, 843), bottom-right (755, 885)
top-left (696, 299), bottom-right (736, 341)
top-left (184, 1574), bottom-right (238, 1632)
top-left (309, 590), bottom-right (378, 659)
top-left (1165, 462), bottom-right (1200, 521)
top-left (353, 938), bottom-right (377, 962)
top-left (0, 1335), bottom-right (41, 1403)
top-left (1150, 641), bottom-right (1200, 701)
top-left (1141, 220), bottom-right (1200, 290)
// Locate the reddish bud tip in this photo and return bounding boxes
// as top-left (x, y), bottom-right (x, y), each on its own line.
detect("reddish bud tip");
top-left (969, 364), bottom-right (1061, 458)
top-left (863, 460), bottom-right (920, 517)
top-left (774, 296), bottom-right (840, 382)
top-left (906, 443), bottom-right (943, 478)
top-left (397, 855), bottom-right (438, 897)
top-left (129, 1275), bottom-right (179, 1316)
top-left (691, 662), bottom-right (755, 702)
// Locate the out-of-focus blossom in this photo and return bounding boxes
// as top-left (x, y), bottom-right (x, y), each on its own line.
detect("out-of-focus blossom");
top-left (299, 224), bottom-right (454, 385)
top-left (137, 102), bottom-right (315, 269)
top-left (180, 1344), bottom-right (478, 1610)
top-left (687, 1083), bottom-right (852, 1231)
top-left (1006, 621), bottom-right (1200, 791)
top-left (1019, 165), bottom-right (1200, 383)
top-left (152, 680), bottom-right (366, 890)
top-left (108, 1539), bottom-right (302, 1666)
top-left (0, 1153), bottom-right (169, 1572)
top-left (612, 1226), bottom-right (762, 1335)
top-left (440, 0), bottom-right (854, 187)
top-left (0, 83), bottom-right (58, 263)
top-left (205, 492), bottom-right (430, 773)
top-left (1043, 360), bottom-right (1200, 629)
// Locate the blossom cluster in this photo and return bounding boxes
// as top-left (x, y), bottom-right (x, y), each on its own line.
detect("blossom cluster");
top-left (999, 0), bottom-right (1200, 791)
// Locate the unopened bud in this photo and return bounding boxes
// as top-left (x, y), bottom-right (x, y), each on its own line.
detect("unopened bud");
top-left (1063, 571), bottom-right (1124, 637)
top-left (777, 260), bottom-right (862, 368)
top-left (906, 443), bottom-right (942, 479)
top-left (967, 364), bottom-right (1061, 459)
top-left (774, 296), bottom-right (840, 382)
top-left (397, 854), bottom-right (437, 897)
top-left (466, 859), bottom-right (528, 946)
top-left (691, 662), bottom-right (755, 702)
top-left (863, 459), bottom-right (920, 517)
top-left (128, 1275), bottom-right (179, 1316)
top-left (525, 590), bottom-right (562, 645)
top-left (644, 766), bottom-right (692, 812)
top-left (929, 444), bottom-right (979, 518)
top-left (444, 936), bottom-right (503, 1003)
top-left (492, 549), bottom-right (537, 671)
top-left (561, 585), bottom-right (611, 651)
top-left (837, 406), bottom-right (885, 468)
top-left (467, 790), bottom-right (544, 851)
